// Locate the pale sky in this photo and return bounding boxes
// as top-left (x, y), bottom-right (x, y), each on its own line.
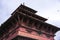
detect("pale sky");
top-left (0, 0), bottom-right (60, 40)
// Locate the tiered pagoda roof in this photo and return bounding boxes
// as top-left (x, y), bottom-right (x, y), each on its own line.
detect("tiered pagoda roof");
top-left (0, 4), bottom-right (60, 38)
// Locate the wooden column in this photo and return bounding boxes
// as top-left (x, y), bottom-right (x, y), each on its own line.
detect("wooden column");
top-left (17, 14), bottom-right (21, 25)
top-left (20, 16), bottom-right (24, 26)
top-left (46, 25), bottom-right (49, 33)
top-left (31, 21), bottom-right (36, 29)
top-left (50, 27), bottom-right (53, 35)
top-left (26, 18), bottom-right (29, 26)
top-left (40, 23), bottom-right (44, 31)
top-left (36, 23), bottom-right (40, 30)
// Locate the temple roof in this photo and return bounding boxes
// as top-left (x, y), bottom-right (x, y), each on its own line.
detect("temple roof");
top-left (12, 4), bottom-right (47, 21)
top-left (12, 4), bottom-right (37, 15)
top-left (20, 4), bottom-right (37, 13)
top-left (0, 4), bottom-right (60, 36)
